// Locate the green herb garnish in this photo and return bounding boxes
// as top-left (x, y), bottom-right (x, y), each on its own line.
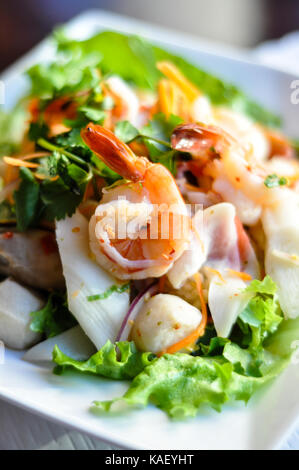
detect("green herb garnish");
top-left (264, 174), bottom-right (287, 188)
top-left (87, 283), bottom-right (130, 302)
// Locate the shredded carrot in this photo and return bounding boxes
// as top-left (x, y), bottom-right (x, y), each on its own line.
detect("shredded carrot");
top-left (227, 269), bottom-right (252, 281)
top-left (158, 273), bottom-right (207, 356)
top-left (158, 79), bottom-right (173, 117)
top-left (3, 156), bottom-right (39, 169)
top-left (34, 173), bottom-right (59, 181)
top-left (20, 152), bottom-right (50, 161)
top-left (184, 182), bottom-right (202, 192)
top-left (3, 164), bottom-right (18, 186)
top-left (158, 76), bottom-right (191, 120)
top-left (205, 266), bottom-right (226, 283)
top-left (157, 61), bottom-right (200, 102)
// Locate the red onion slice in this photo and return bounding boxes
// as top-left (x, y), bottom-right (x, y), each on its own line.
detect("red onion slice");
top-left (116, 283), bottom-right (159, 342)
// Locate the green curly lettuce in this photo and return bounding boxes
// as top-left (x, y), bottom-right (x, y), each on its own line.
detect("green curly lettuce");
top-left (53, 340), bottom-right (154, 380)
top-left (52, 277), bottom-right (298, 419)
top-left (233, 276), bottom-right (283, 351)
top-left (93, 348), bottom-right (288, 418)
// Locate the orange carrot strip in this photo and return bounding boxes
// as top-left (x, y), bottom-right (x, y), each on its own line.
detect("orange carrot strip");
top-left (205, 266), bottom-right (226, 283)
top-left (34, 173), bottom-right (59, 181)
top-left (158, 273), bottom-right (207, 356)
top-left (227, 269), bottom-right (252, 281)
top-left (157, 61), bottom-right (200, 102)
top-left (158, 79), bottom-right (172, 117)
top-left (3, 157), bottom-right (39, 169)
top-left (184, 182), bottom-right (202, 192)
top-left (21, 152), bottom-right (50, 160)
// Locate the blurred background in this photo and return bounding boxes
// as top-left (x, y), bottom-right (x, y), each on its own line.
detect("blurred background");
top-left (0, 0), bottom-right (298, 71)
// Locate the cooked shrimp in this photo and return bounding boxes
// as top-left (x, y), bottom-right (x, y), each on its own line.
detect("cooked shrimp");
top-left (81, 123), bottom-right (191, 280)
top-left (103, 76), bottom-right (140, 128)
top-left (172, 123), bottom-right (299, 208)
top-left (29, 97), bottom-right (77, 137)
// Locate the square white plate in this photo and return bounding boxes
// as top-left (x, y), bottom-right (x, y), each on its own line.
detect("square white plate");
top-left (1, 9), bottom-right (299, 450)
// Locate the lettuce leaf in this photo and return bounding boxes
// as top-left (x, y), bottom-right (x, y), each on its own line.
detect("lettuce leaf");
top-left (30, 292), bottom-right (77, 339)
top-left (94, 354), bottom-right (233, 417)
top-left (55, 30), bottom-right (281, 127)
top-left (53, 340), bottom-right (154, 380)
top-left (264, 316), bottom-right (299, 357)
top-left (53, 277), bottom-right (294, 419)
top-left (93, 349), bottom-right (288, 418)
top-left (0, 103), bottom-right (28, 157)
top-left (236, 276), bottom-right (283, 351)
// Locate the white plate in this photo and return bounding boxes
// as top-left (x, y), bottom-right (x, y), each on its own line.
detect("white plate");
top-left (1, 9), bottom-right (299, 450)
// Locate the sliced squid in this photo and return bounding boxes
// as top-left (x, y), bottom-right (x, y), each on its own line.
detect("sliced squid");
top-left (23, 326), bottom-right (96, 363)
top-left (262, 189), bottom-right (299, 319)
top-left (56, 211), bottom-right (130, 349)
top-left (207, 275), bottom-right (250, 338)
top-left (168, 203), bottom-right (259, 337)
top-left (213, 176), bottom-right (262, 226)
top-left (202, 203), bottom-right (260, 337)
top-left (0, 278), bottom-right (44, 350)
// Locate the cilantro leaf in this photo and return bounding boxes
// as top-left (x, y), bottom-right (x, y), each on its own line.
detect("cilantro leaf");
top-left (30, 292), bottom-right (77, 339)
top-left (14, 167), bottom-right (40, 231)
top-left (264, 174), bottom-right (287, 188)
top-left (87, 283), bottom-right (130, 302)
top-left (40, 177), bottom-right (83, 221)
top-left (0, 200), bottom-right (16, 224)
top-left (78, 106), bottom-right (106, 123)
top-left (28, 122), bottom-right (49, 141)
top-left (142, 113), bottom-right (182, 156)
top-left (27, 52), bottom-right (101, 100)
top-left (114, 121), bottom-right (139, 143)
top-left (55, 128), bottom-right (85, 148)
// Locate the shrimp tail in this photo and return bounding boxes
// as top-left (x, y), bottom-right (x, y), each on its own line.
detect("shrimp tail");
top-left (81, 123), bottom-right (147, 182)
top-left (171, 123), bottom-right (233, 157)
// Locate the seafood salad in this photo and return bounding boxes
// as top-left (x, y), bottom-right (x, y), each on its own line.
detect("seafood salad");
top-left (1, 29), bottom-right (299, 418)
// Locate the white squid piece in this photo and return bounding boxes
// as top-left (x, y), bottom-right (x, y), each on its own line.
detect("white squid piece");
top-left (262, 189), bottom-right (299, 319)
top-left (168, 203), bottom-right (259, 337)
top-left (0, 278), bottom-right (44, 350)
top-left (56, 211), bottom-right (130, 350)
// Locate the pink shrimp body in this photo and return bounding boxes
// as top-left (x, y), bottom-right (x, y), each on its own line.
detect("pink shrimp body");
top-left (81, 123), bottom-right (191, 280)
